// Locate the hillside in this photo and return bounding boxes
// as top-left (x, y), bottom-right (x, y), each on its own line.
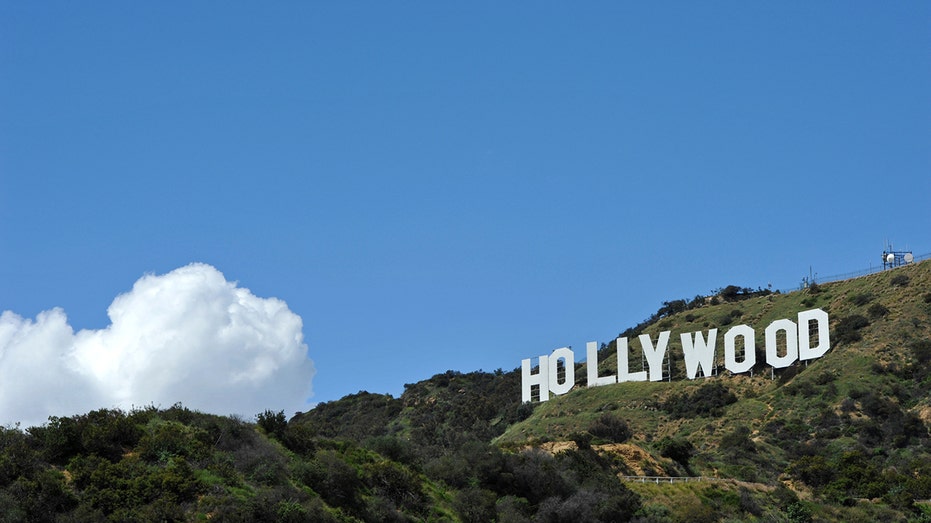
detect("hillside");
top-left (296, 259), bottom-right (931, 521)
top-left (495, 259), bottom-right (931, 521)
top-left (0, 260), bottom-right (928, 522)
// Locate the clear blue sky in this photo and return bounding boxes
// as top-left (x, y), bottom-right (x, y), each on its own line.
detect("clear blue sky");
top-left (1, 2), bottom-right (928, 421)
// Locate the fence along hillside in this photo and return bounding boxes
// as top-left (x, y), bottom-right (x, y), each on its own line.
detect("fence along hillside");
top-left (781, 251), bottom-right (931, 293)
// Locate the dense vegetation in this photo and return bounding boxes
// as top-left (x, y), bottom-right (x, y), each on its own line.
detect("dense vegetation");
top-left (1, 260), bottom-right (929, 521)
top-left (0, 401), bottom-right (641, 522)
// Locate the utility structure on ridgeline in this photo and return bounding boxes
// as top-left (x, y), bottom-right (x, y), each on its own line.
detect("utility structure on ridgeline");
top-left (882, 242), bottom-right (914, 270)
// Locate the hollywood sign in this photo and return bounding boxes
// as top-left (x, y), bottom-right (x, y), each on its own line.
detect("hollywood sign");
top-left (521, 308), bottom-right (830, 402)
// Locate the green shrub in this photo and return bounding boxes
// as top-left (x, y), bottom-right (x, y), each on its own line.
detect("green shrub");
top-left (890, 274), bottom-right (910, 287)
top-left (364, 436), bottom-right (417, 466)
top-left (912, 340), bottom-right (931, 365)
top-left (363, 460), bottom-right (427, 514)
top-left (833, 315), bottom-right (870, 345)
top-left (787, 455), bottom-right (833, 488)
top-left (424, 453), bottom-right (470, 489)
top-left (298, 450), bottom-right (361, 510)
top-left (739, 487), bottom-right (763, 516)
top-left (137, 420), bottom-right (209, 463)
top-left (0, 427), bottom-right (39, 487)
top-left (588, 414), bottom-right (631, 443)
top-left (454, 487), bottom-right (497, 523)
top-left (661, 382), bottom-right (737, 418)
top-left (570, 431), bottom-right (593, 450)
top-left (720, 425), bottom-right (755, 456)
top-left (495, 496), bottom-right (532, 522)
top-left (867, 303), bottom-right (889, 318)
top-left (656, 437), bottom-right (694, 470)
top-left (1, 468), bottom-right (76, 520)
top-left (27, 416), bottom-right (81, 465)
top-left (281, 423), bottom-right (316, 456)
top-left (275, 500), bottom-right (308, 523)
top-left (504, 450), bottom-right (570, 505)
top-left (720, 286), bottom-right (742, 301)
top-left (716, 309), bottom-right (743, 326)
top-left (785, 501), bottom-right (812, 523)
top-left (79, 409), bottom-right (141, 462)
top-left (67, 453), bottom-right (202, 516)
top-left (255, 410), bottom-right (287, 440)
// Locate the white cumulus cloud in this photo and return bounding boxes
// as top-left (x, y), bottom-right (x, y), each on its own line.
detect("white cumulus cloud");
top-left (0, 263), bottom-right (315, 428)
